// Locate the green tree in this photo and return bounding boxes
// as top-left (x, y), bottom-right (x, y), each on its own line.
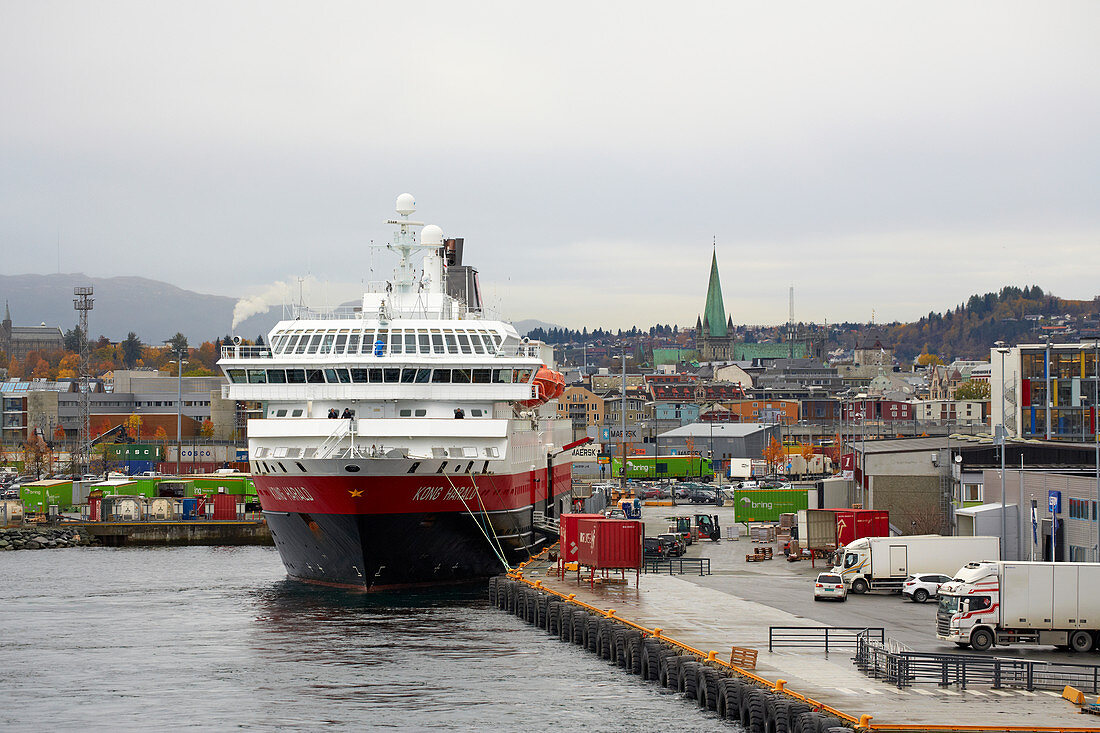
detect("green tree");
top-left (121, 332), bottom-right (142, 368)
top-left (165, 332), bottom-right (189, 354)
top-left (63, 326), bottom-right (86, 353)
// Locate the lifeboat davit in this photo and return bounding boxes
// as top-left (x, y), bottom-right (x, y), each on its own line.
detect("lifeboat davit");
top-left (519, 365), bottom-right (566, 407)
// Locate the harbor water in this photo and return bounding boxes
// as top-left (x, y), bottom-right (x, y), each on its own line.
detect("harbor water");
top-left (0, 546), bottom-right (734, 731)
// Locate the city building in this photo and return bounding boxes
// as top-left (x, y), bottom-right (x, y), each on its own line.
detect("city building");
top-left (657, 423), bottom-right (780, 475)
top-left (556, 385), bottom-right (604, 436)
top-left (694, 249), bottom-right (735, 361)
top-left (990, 341), bottom-right (1100, 442)
top-left (1, 304), bottom-right (64, 363)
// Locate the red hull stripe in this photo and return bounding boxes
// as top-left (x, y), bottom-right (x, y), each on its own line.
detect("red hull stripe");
top-left (255, 465), bottom-right (572, 515)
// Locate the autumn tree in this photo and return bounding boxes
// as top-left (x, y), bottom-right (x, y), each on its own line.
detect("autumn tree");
top-left (22, 433), bottom-right (53, 479)
top-left (126, 413), bottom-right (143, 437)
top-left (199, 419), bottom-right (215, 439)
top-left (57, 353), bottom-right (80, 379)
top-left (954, 380), bottom-right (991, 400)
top-left (154, 426), bottom-right (168, 441)
top-left (916, 352), bottom-right (944, 367)
top-left (31, 358), bottom-right (51, 379)
top-left (762, 436), bottom-right (784, 475)
top-left (53, 424), bottom-right (66, 441)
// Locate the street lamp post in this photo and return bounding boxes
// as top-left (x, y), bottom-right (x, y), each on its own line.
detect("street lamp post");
top-left (995, 341), bottom-right (1009, 560)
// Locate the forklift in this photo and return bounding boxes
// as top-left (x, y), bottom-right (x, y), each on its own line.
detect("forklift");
top-left (694, 513), bottom-right (720, 542)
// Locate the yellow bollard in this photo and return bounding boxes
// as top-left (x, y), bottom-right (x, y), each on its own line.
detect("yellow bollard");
top-left (652, 628), bottom-right (662, 637)
top-left (607, 609), bottom-right (616, 617)
top-left (707, 651), bottom-right (717, 662)
top-left (534, 580), bottom-right (542, 588)
top-left (859, 714), bottom-right (874, 728)
top-left (774, 679), bottom-right (786, 692)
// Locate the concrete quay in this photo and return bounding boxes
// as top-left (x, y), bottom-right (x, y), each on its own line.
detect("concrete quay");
top-left (508, 505), bottom-right (1100, 732)
top-left (81, 520), bottom-right (273, 547)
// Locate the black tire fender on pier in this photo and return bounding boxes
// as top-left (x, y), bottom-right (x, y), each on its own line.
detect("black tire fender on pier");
top-left (698, 666), bottom-right (719, 710)
top-left (596, 619), bottom-right (614, 660)
top-left (659, 654), bottom-right (689, 689)
top-left (792, 711), bottom-right (819, 733)
top-left (679, 660), bottom-right (701, 698)
top-left (747, 689), bottom-right (768, 733)
top-left (572, 611), bottom-right (589, 646)
top-left (723, 676), bottom-right (744, 720)
top-left (610, 627), bottom-right (627, 666)
top-left (585, 616), bottom-right (600, 654)
top-left (487, 576), bottom-right (497, 605)
top-left (546, 601), bottom-right (561, 635)
top-left (624, 631), bottom-right (643, 675)
top-left (739, 685), bottom-right (755, 728)
top-left (641, 638), bottom-right (662, 681)
top-left (558, 605), bottom-right (574, 642)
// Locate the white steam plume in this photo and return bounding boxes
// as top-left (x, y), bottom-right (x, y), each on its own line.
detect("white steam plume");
top-left (231, 277), bottom-right (365, 330)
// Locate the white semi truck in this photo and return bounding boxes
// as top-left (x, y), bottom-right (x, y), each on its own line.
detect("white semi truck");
top-left (834, 535), bottom-right (1000, 594)
top-left (936, 561), bottom-right (1100, 652)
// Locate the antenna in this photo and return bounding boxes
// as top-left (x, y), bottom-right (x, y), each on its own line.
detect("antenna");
top-left (787, 285), bottom-right (795, 358)
top-left (73, 286), bottom-right (94, 473)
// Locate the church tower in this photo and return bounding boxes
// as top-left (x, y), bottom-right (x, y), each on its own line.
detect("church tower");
top-left (695, 249), bottom-right (735, 361)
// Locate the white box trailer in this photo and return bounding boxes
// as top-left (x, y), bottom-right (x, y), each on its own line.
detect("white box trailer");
top-left (834, 534), bottom-right (1000, 594)
top-left (937, 561), bottom-right (1100, 651)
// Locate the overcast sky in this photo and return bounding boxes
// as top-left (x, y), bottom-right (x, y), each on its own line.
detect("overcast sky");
top-left (2, 1), bottom-right (1098, 330)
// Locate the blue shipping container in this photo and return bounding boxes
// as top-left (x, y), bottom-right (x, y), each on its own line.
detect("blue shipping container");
top-left (181, 498), bottom-right (198, 520)
top-left (126, 460), bottom-right (156, 475)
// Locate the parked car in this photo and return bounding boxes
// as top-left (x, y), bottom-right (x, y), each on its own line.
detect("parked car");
top-left (657, 532), bottom-right (686, 557)
top-left (902, 573), bottom-right (954, 603)
top-left (643, 537), bottom-right (669, 559)
top-left (813, 572), bottom-right (847, 602)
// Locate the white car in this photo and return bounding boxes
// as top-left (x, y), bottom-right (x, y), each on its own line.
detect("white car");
top-left (813, 572), bottom-right (847, 602)
top-left (902, 573), bottom-right (953, 603)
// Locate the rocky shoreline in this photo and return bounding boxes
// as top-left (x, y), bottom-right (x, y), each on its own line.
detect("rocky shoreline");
top-left (0, 526), bottom-right (98, 551)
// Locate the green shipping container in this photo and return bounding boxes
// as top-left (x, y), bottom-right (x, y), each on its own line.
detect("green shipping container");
top-left (191, 475), bottom-right (255, 497)
top-left (21, 480), bottom-right (75, 512)
top-left (732, 488), bottom-right (808, 523)
top-left (106, 444), bottom-right (166, 462)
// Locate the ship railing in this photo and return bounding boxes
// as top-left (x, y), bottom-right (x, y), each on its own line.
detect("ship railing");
top-left (220, 346), bottom-right (273, 359)
top-left (496, 344), bottom-right (543, 358)
top-left (532, 510), bottom-right (559, 536)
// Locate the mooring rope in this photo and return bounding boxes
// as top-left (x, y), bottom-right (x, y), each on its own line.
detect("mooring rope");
top-left (445, 472), bottom-right (510, 572)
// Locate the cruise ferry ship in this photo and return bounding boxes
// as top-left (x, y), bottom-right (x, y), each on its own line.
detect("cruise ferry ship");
top-left (218, 195), bottom-right (574, 590)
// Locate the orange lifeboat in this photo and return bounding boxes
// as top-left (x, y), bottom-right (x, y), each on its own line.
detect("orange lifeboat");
top-left (519, 365), bottom-right (566, 407)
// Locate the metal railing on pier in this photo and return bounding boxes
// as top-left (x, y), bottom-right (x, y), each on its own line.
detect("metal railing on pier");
top-left (642, 557), bottom-right (711, 576)
top-left (768, 626), bottom-right (885, 654)
top-left (853, 631), bottom-right (1100, 692)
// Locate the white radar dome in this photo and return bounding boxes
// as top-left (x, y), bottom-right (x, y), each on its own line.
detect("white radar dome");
top-left (395, 193), bottom-right (416, 216)
top-left (421, 224), bottom-right (444, 246)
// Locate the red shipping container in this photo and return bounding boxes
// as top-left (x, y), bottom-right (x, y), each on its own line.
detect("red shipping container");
top-left (835, 509), bottom-right (889, 546)
top-left (575, 518), bottom-right (643, 570)
top-left (212, 493), bottom-right (237, 520)
top-left (559, 513), bottom-right (604, 563)
top-left (88, 495), bottom-right (101, 522)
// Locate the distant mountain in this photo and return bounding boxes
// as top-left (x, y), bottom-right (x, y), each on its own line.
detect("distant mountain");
top-left (0, 273), bottom-right (280, 344)
top-left (513, 319), bottom-right (560, 337)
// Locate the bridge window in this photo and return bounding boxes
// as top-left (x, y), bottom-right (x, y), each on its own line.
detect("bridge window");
top-left (400, 368), bottom-right (417, 383)
top-left (452, 369), bottom-right (471, 384)
top-left (368, 368), bottom-right (383, 383)
top-left (320, 333), bottom-right (335, 354)
top-left (267, 369), bottom-right (287, 384)
top-left (493, 369), bottom-right (512, 383)
top-left (415, 369), bottom-right (432, 383)
top-left (305, 369), bottom-right (324, 384)
top-left (348, 334), bottom-right (360, 353)
top-left (444, 332), bottom-right (459, 354)
top-left (350, 369), bottom-right (369, 383)
top-left (472, 369), bottom-right (491, 384)
top-left (335, 333), bottom-right (347, 353)
top-left (227, 369), bottom-right (246, 383)
top-left (286, 369), bottom-right (306, 384)
top-left (247, 369), bottom-right (267, 384)
top-left (404, 333), bottom-right (417, 354)
top-left (457, 333), bottom-right (472, 354)
top-left (432, 369), bottom-right (451, 383)
top-left (418, 333), bottom-right (430, 353)
top-left (383, 368), bottom-right (400, 383)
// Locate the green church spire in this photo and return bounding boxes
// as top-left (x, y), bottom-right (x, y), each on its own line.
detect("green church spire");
top-left (703, 248), bottom-right (727, 338)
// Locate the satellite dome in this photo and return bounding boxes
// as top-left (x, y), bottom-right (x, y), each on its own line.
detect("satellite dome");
top-left (395, 193), bottom-right (416, 216)
top-left (421, 224), bottom-right (444, 246)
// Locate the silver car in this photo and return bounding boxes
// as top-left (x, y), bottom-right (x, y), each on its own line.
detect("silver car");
top-left (902, 573), bottom-right (953, 603)
top-left (813, 573), bottom-right (847, 602)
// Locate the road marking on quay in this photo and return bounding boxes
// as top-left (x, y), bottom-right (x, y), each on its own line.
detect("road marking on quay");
top-left (963, 690), bottom-right (987, 697)
top-left (1015, 690), bottom-right (1037, 696)
top-left (1041, 690), bottom-right (1063, 697)
top-left (987, 689), bottom-right (1013, 697)
top-left (861, 688), bottom-right (885, 695)
top-left (832, 687), bottom-right (856, 695)
top-left (910, 689), bottom-right (935, 696)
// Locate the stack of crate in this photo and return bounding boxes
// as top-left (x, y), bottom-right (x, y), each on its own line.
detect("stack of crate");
top-left (749, 525), bottom-right (777, 543)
